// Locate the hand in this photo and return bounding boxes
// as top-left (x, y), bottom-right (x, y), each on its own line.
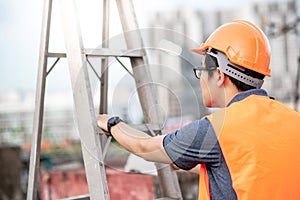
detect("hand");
top-left (96, 114), bottom-right (111, 132)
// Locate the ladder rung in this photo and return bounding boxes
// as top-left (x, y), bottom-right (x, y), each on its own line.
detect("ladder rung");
top-left (85, 48), bottom-right (144, 57)
top-left (46, 48), bottom-right (144, 58)
top-left (47, 52), bottom-right (67, 58)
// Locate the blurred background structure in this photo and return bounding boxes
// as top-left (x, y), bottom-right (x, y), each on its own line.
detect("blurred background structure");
top-left (0, 0), bottom-right (299, 199)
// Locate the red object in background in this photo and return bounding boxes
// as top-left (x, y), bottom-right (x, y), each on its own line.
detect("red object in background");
top-left (40, 168), bottom-right (153, 200)
top-left (41, 168), bottom-right (88, 200)
top-left (107, 169), bottom-right (153, 200)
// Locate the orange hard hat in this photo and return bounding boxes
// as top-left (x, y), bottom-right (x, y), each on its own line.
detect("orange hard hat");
top-left (192, 20), bottom-right (271, 76)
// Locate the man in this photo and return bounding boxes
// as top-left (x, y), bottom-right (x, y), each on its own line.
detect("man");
top-left (97, 20), bottom-right (300, 199)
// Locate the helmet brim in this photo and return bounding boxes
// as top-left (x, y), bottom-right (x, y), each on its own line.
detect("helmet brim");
top-left (191, 48), bottom-right (203, 55)
top-left (191, 43), bottom-right (210, 55)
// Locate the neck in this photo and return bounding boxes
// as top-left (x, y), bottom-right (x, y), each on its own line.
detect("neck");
top-left (224, 89), bottom-right (241, 107)
top-left (211, 86), bottom-right (239, 108)
top-left (208, 74), bottom-right (241, 108)
top-left (223, 84), bottom-right (240, 107)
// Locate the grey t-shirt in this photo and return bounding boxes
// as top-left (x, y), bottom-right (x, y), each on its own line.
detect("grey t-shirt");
top-left (163, 89), bottom-right (268, 200)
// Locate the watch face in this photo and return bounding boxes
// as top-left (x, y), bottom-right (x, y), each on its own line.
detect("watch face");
top-left (107, 116), bottom-right (121, 134)
top-left (108, 117), bottom-right (114, 124)
top-left (109, 117), bottom-right (119, 125)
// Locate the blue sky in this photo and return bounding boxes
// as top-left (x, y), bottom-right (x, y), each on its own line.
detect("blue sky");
top-left (0, 0), bottom-right (43, 92)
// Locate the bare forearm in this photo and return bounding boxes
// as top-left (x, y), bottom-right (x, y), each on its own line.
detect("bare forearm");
top-left (110, 122), bottom-right (150, 154)
top-left (97, 114), bottom-right (172, 163)
top-left (111, 123), bottom-right (171, 163)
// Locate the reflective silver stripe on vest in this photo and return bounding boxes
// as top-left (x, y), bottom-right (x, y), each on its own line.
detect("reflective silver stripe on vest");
top-left (206, 51), bottom-right (264, 88)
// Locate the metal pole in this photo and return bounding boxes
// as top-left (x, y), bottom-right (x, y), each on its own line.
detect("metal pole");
top-left (27, 0), bottom-right (52, 199)
top-left (100, 0), bottom-right (109, 114)
top-left (283, 13), bottom-right (289, 73)
top-left (99, 0), bottom-right (110, 150)
top-left (59, 0), bottom-right (109, 199)
top-left (115, 0), bottom-right (182, 199)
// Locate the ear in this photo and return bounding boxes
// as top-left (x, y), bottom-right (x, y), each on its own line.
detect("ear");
top-left (216, 68), bottom-right (225, 87)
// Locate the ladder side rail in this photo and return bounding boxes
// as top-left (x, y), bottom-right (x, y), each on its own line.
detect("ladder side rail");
top-left (27, 0), bottom-right (53, 199)
top-left (115, 0), bottom-right (183, 199)
top-left (59, 1), bottom-right (109, 199)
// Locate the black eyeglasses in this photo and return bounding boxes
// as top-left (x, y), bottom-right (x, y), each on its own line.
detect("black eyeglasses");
top-left (193, 51), bottom-right (219, 79)
top-left (193, 67), bottom-right (217, 79)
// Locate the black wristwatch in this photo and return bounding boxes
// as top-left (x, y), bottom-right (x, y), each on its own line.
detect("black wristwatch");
top-left (107, 116), bottom-right (122, 136)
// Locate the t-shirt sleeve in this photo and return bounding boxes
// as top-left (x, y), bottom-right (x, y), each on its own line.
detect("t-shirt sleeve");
top-left (163, 118), bottom-right (221, 170)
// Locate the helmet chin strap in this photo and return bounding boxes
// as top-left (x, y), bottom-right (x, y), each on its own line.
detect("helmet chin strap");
top-left (206, 51), bottom-right (264, 89)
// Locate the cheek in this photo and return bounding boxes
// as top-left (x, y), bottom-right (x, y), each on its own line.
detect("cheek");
top-left (200, 77), bottom-right (212, 107)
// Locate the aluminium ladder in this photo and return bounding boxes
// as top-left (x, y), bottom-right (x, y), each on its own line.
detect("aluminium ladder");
top-left (26, 0), bottom-right (183, 199)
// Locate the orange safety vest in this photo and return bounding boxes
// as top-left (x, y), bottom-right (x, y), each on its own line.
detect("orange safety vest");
top-left (199, 95), bottom-right (300, 200)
